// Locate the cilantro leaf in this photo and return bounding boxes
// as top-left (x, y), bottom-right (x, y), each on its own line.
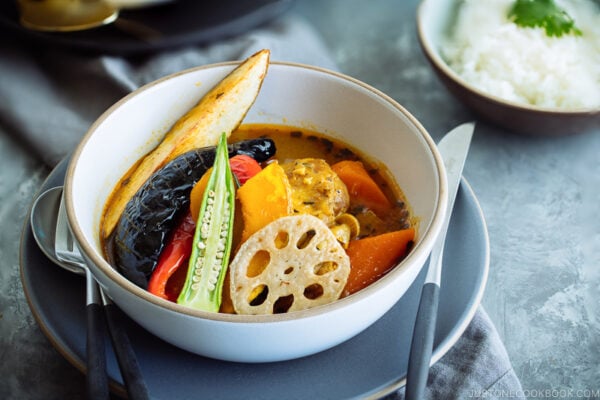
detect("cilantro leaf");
top-left (508, 0), bottom-right (582, 37)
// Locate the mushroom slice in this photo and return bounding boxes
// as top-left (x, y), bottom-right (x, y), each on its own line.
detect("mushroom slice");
top-left (229, 215), bottom-right (351, 315)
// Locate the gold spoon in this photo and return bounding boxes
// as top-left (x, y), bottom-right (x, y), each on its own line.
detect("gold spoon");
top-left (18, 0), bottom-right (119, 32)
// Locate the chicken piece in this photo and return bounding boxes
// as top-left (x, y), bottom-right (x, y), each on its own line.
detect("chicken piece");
top-left (281, 158), bottom-right (349, 226)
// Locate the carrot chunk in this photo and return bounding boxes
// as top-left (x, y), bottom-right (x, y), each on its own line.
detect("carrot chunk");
top-left (342, 228), bottom-right (415, 297)
top-left (331, 160), bottom-right (391, 215)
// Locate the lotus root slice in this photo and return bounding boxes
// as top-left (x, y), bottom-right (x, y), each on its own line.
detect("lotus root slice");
top-left (229, 215), bottom-right (350, 314)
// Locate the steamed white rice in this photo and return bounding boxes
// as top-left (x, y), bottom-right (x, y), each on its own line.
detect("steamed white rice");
top-left (442, 0), bottom-right (600, 109)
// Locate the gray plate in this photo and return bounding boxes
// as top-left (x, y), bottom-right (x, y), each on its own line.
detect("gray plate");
top-left (20, 156), bottom-right (489, 399)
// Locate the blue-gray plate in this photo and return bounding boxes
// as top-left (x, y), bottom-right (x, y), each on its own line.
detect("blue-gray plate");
top-left (20, 157), bottom-right (488, 399)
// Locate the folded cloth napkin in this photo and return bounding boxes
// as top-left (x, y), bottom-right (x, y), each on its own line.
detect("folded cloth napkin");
top-left (0, 14), bottom-right (336, 167)
top-left (0, 12), bottom-right (523, 400)
top-left (385, 307), bottom-right (525, 400)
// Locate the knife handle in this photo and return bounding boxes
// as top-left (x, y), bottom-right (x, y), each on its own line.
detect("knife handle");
top-left (405, 282), bottom-right (440, 400)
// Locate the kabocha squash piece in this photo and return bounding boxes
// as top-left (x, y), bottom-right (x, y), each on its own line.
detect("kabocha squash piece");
top-left (190, 154), bottom-right (263, 221)
top-left (237, 162), bottom-right (293, 243)
top-left (112, 138), bottom-right (275, 289)
top-left (103, 49), bottom-right (271, 238)
top-left (331, 160), bottom-right (392, 216)
top-left (342, 228), bottom-right (415, 297)
top-left (189, 168), bottom-right (211, 222)
top-left (177, 134), bottom-right (236, 312)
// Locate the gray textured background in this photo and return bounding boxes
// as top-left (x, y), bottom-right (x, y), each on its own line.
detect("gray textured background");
top-left (1, 0), bottom-right (599, 399)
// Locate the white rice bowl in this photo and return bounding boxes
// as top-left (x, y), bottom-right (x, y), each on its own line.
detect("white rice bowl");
top-left (441, 0), bottom-right (600, 110)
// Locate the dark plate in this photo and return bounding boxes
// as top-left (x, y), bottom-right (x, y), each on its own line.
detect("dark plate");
top-left (1, 0), bottom-right (294, 55)
top-left (20, 156), bottom-right (488, 399)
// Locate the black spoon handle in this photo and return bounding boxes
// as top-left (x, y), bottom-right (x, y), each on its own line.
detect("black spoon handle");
top-left (85, 273), bottom-right (109, 400)
top-left (101, 291), bottom-right (150, 400)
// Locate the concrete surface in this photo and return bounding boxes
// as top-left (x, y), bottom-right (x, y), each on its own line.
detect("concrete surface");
top-left (1, 0), bottom-right (598, 399)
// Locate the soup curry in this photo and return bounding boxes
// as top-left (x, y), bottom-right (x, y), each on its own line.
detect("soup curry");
top-left (101, 124), bottom-right (416, 315)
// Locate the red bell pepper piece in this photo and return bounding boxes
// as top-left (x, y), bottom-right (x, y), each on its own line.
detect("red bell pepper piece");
top-left (229, 154), bottom-right (262, 185)
top-left (148, 212), bottom-right (196, 301)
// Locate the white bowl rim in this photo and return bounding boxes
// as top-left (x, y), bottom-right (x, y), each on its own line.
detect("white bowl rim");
top-left (416, 0), bottom-right (600, 116)
top-left (65, 60), bottom-right (448, 324)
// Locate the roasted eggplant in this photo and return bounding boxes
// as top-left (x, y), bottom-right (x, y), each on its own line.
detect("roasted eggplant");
top-left (112, 138), bottom-right (276, 288)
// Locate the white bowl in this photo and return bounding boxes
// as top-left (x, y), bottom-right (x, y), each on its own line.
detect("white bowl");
top-left (64, 61), bottom-right (447, 363)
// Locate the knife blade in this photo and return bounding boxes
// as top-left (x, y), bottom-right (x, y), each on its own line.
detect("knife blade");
top-left (405, 122), bottom-right (475, 399)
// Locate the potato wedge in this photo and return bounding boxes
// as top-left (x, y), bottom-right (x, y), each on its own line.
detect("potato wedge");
top-left (103, 49), bottom-right (270, 238)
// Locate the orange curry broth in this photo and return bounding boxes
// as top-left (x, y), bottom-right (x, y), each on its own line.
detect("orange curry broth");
top-left (231, 124), bottom-right (413, 236)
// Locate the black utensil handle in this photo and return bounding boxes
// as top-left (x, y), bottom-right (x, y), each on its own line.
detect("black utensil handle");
top-left (405, 282), bottom-right (440, 400)
top-left (103, 302), bottom-right (150, 400)
top-left (86, 303), bottom-right (109, 400)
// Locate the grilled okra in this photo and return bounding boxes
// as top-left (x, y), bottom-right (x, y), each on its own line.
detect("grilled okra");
top-left (177, 133), bottom-right (235, 312)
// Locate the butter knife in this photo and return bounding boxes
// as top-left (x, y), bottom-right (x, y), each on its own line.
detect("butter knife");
top-left (405, 122), bottom-right (475, 399)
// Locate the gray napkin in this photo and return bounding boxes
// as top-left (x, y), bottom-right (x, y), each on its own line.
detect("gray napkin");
top-left (0, 15), bottom-right (335, 167)
top-left (386, 307), bottom-right (525, 400)
top-left (0, 13), bottom-right (523, 400)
